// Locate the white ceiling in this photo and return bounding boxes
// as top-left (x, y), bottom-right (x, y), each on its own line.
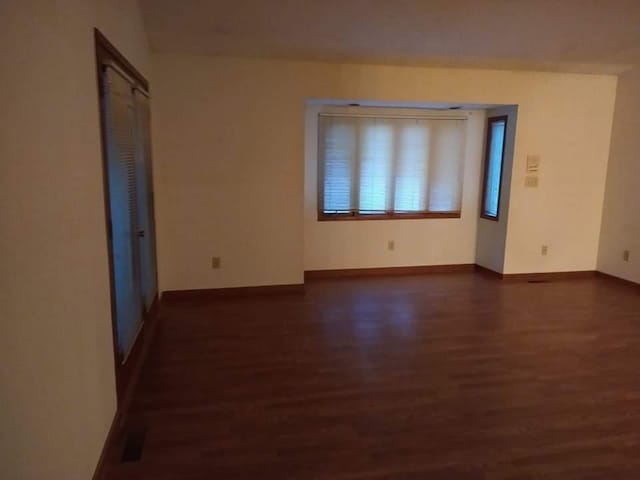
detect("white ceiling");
top-left (140, 0), bottom-right (640, 74)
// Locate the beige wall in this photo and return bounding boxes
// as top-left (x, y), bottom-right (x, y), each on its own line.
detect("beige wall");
top-left (304, 105), bottom-right (485, 271)
top-left (152, 54), bottom-right (616, 291)
top-left (598, 67), bottom-right (640, 283)
top-left (502, 78), bottom-right (616, 274)
top-left (0, 1), bottom-right (150, 479)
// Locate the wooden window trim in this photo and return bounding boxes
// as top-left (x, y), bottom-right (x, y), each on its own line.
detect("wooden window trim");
top-left (480, 115), bottom-right (508, 222)
top-left (317, 113), bottom-right (464, 223)
top-left (318, 211), bottom-right (461, 221)
top-left (95, 29), bottom-right (149, 91)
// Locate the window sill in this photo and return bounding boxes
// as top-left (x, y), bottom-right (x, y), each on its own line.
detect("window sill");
top-left (480, 213), bottom-right (500, 222)
top-left (317, 211), bottom-right (461, 221)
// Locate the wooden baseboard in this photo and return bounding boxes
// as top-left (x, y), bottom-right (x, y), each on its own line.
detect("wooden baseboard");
top-left (474, 265), bottom-right (503, 278)
top-left (116, 295), bottom-right (159, 412)
top-left (162, 283), bottom-right (305, 302)
top-left (91, 409), bottom-right (120, 480)
top-left (475, 265), bottom-right (597, 282)
top-left (304, 264), bottom-right (475, 280)
top-left (305, 265), bottom-right (595, 282)
top-left (161, 269), bottom-right (631, 305)
top-left (501, 271), bottom-right (596, 282)
top-left (93, 295), bottom-right (160, 480)
top-left (595, 271), bottom-right (640, 290)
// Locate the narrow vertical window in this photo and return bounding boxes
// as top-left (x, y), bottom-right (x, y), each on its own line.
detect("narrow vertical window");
top-left (481, 116), bottom-right (508, 220)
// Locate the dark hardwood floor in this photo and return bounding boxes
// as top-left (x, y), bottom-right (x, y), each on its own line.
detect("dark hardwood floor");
top-left (106, 273), bottom-right (640, 479)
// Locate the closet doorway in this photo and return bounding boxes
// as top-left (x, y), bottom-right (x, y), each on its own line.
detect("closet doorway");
top-left (95, 30), bottom-right (158, 404)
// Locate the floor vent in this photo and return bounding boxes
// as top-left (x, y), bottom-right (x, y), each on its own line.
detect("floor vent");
top-left (121, 427), bottom-right (147, 463)
top-left (528, 280), bottom-right (550, 284)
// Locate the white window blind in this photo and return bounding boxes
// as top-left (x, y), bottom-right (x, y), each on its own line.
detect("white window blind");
top-left (318, 113), bottom-right (467, 218)
top-left (103, 67), bottom-right (143, 360)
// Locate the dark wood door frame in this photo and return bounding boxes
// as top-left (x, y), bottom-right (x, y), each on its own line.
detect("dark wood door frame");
top-left (94, 28), bottom-right (158, 412)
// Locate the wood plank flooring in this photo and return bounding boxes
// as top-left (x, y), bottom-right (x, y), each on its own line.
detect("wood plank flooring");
top-left (105, 273), bottom-right (640, 479)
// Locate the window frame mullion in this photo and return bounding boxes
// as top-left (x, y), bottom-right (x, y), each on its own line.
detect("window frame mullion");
top-left (351, 118), bottom-right (361, 215)
top-left (387, 120), bottom-right (403, 215)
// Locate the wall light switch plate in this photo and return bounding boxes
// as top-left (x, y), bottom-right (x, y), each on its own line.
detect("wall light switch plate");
top-left (527, 155), bottom-right (540, 173)
top-left (211, 256), bottom-right (221, 269)
top-left (525, 176), bottom-right (539, 188)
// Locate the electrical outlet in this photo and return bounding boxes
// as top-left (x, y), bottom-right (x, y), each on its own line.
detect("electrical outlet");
top-left (388, 240), bottom-right (395, 251)
top-left (623, 250), bottom-right (630, 262)
top-left (211, 256), bottom-right (221, 269)
top-left (541, 245), bottom-right (548, 256)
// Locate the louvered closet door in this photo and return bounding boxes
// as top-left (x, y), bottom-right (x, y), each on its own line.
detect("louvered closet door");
top-left (103, 68), bottom-right (143, 360)
top-left (133, 90), bottom-right (158, 311)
